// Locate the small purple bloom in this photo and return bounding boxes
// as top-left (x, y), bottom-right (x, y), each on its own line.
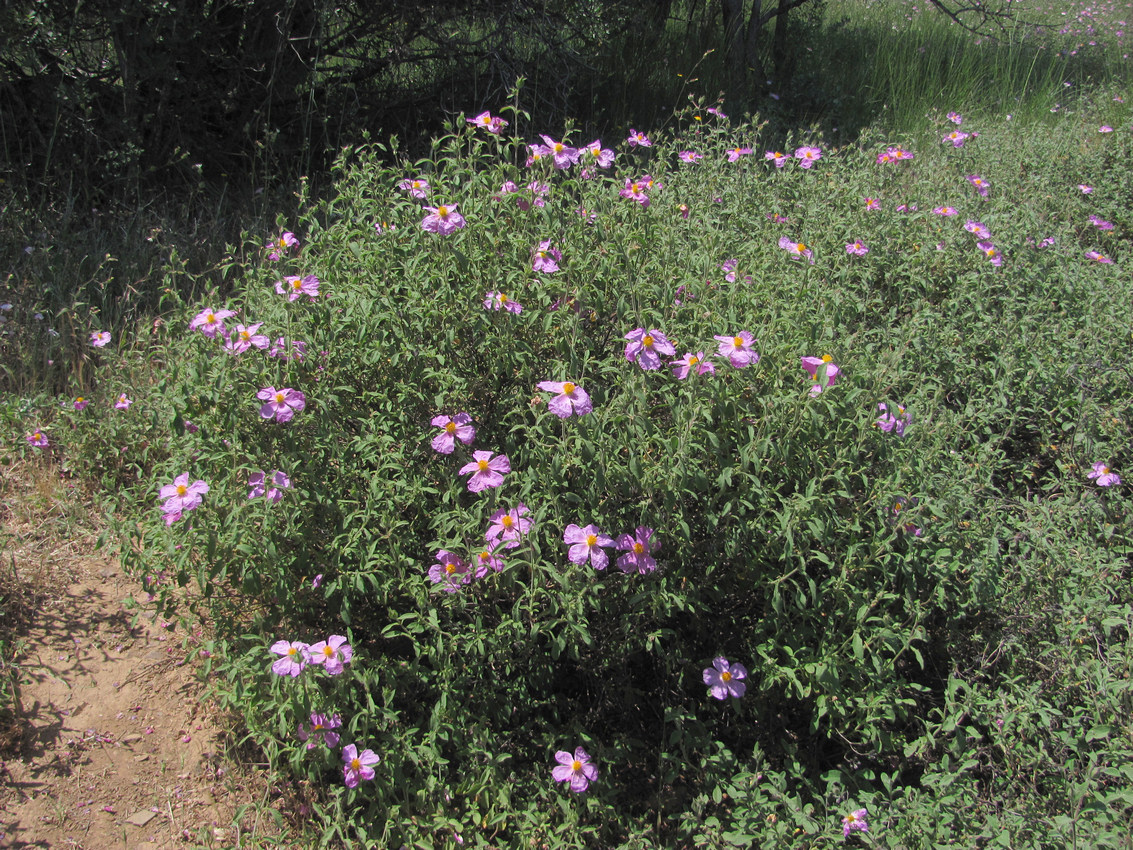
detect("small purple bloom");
top-left (678, 151), bottom-right (702, 163)
top-left (1089, 214), bottom-right (1114, 231)
top-left (429, 549), bottom-right (471, 591)
top-left (90, 330), bottom-right (111, 348)
top-left (563, 523), bottom-right (615, 569)
top-left (726, 146), bottom-right (753, 162)
top-left (265, 231), bottom-right (298, 260)
top-left (964, 220), bottom-right (991, 239)
top-left (801, 355), bottom-right (841, 395)
top-left (532, 241), bottom-right (562, 274)
top-left (458, 451), bottom-right (510, 493)
top-left (258, 387), bottom-right (306, 423)
top-left (967, 174), bottom-right (990, 196)
top-left (342, 744), bottom-right (380, 788)
top-left (875, 402), bottom-right (910, 437)
top-left (484, 291), bottom-right (522, 313)
top-left (225, 322), bottom-right (270, 353)
top-left (977, 240), bottom-right (1003, 266)
top-left (581, 139), bottom-right (615, 168)
top-left (422, 204), bottom-right (466, 234)
top-left (627, 129), bottom-right (651, 147)
top-left (486, 504), bottom-right (533, 549)
top-left (537, 380), bottom-right (591, 418)
top-left (275, 275), bottom-right (320, 302)
top-left (297, 713), bottom-right (342, 750)
top-left (670, 352), bottom-right (715, 380)
top-left (431, 413), bottom-right (475, 454)
top-left (615, 527), bottom-right (658, 574)
top-left (552, 747), bottom-right (597, 793)
top-left (845, 240), bottom-right (869, 256)
top-left (765, 150), bottom-right (789, 168)
top-left (73, 396), bottom-right (90, 412)
top-left (269, 640), bottom-right (309, 677)
top-left (308, 635), bottom-right (352, 675)
top-left (624, 328), bottom-right (675, 370)
top-left (189, 307), bottom-right (236, 339)
top-left (794, 145), bottom-right (822, 168)
top-left (842, 808), bottom-right (869, 837)
top-left (27, 429), bottom-right (49, 447)
top-left (703, 656), bottom-right (747, 700)
top-left (160, 473), bottom-right (209, 514)
top-left (714, 332), bottom-right (759, 368)
top-left (1088, 461), bottom-right (1121, 487)
top-left (398, 177), bottom-right (430, 199)
top-left (778, 236), bottom-right (814, 263)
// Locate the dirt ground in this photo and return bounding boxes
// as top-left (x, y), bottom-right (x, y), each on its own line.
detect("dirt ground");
top-left (0, 462), bottom-right (297, 849)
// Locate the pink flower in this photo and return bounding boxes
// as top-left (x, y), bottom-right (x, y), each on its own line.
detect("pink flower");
top-left (703, 656), bottom-right (747, 700)
top-left (265, 231), bottom-right (299, 260)
top-left (484, 291), bottom-right (522, 313)
top-left (468, 111), bottom-right (507, 134)
top-left (842, 808), bottom-right (869, 837)
top-left (73, 396), bottom-right (90, 411)
top-left (964, 220), bottom-right (991, 239)
top-left (552, 747), bottom-right (597, 793)
top-left (431, 413), bottom-right (474, 454)
top-left (1088, 461), bottom-right (1121, 487)
top-left (846, 240), bottom-right (869, 256)
top-left (473, 546), bottom-right (505, 578)
top-left (26, 429), bottom-right (48, 447)
top-left (160, 473), bottom-right (209, 515)
top-left (765, 150), bottom-right (789, 168)
top-left (967, 174), bottom-right (990, 196)
top-left (275, 275), bottom-right (320, 302)
top-left (678, 203), bottom-right (690, 219)
top-left (1078, 184), bottom-right (1094, 194)
top-left (1085, 250), bottom-right (1113, 263)
top-left (678, 151), bottom-right (703, 163)
top-left (977, 240), bottom-right (1003, 266)
top-left (933, 206), bottom-right (958, 216)
top-left (864, 197), bottom-right (881, 211)
top-left (269, 640), bottom-right (309, 677)
top-left (671, 352), bottom-right (715, 380)
top-left (615, 527), bottom-right (658, 574)
top-left (297, 712), bottom-right (341, 750)
top-left (248, 470), bottom-right (291, 502)
top-left (422, 204), bottom-right (466, 234)
top-left (537, 380), bottom-right (591, 418)
top-left (1089, 214), bottom-right (1114, 230)
top-left (794, 145), bottom-right (822, 167)
top-left (487, 504), bottom-right (533, 549)
top-left (269, 338), bottom-right (307, 361)
top-left (942, 130), bottom-right (970, 147)
top-left (947, 111), bottom-right (963, 124)
top-left (225, 322), bottom-right (270, 353)
top-left (778, 236), bottom-right (814, 264)
top-left (308, 635), bottom-right (352, 675)
top-left (540, 135), bottom-right (579, 169)
top-left (342, 744), bottom-right (380, 788)
top-left (429, 550), bottom-right (471, 591)
top-left (877, 145), bottom-right (914, 163)
top-left (581, 139), bottom-right (615, 168)
top-left (714, 332), bottom-right (759, 368)
top-left (189, 307), bottom-right (236, 338)
top-left (90, 330), bottom-right (111, 348)
top-left (114, 393), bottom-right (132, 411)
top-left (875, 402), bottom-right (910, 436)
top-left (257, 387), bottom-right (307, 423)
top-left (459, 450), bottom-right (510, 493)
top-left (563, 523), bottom-right (615, 569)
top-left (532, 241), bottom-right (562, 274)
top-left (624, 328), bottom-right (676, 370)
top-left (707, 106), bottom-right (727, 118)
top-left (726, 146), bottom-right (753, 162)
top-left (800, 355), bottom-right (840, 395)
top-left (627, 129), bottom-right (651, 147)
top-left (398, 177), bottom-right (430, 199)
top-left (1099, 125), bottom-right (1114, 133)
top-left (619, 177), bottom-right (650, 207)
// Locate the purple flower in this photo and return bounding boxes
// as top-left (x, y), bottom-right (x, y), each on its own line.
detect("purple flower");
top-left (845, 240), bottom-right (869, 256)
top-left (459, 451), bottom-right (510, 493)
top-left (428, 549), bottom-right (471, 591)
top-left (678, 151), bottom-right (703, 163)
top-left (765, 150), bottom-right (789, 168)
top-left (1088, 461), bottom-right (1121, 487)
top-left (537, 380), bottom-right (591, 418)
top-left (964, 220), bottom-right (991, 239)
top-left (615, 527), bottom-right (658, 574)
top-left (933, 206), bottom-right (958, 216)
top-left (486, 504), bottom-right (533, 549)
top-left (627, 129), bottom-right (652, 147)
top-left (468, 111), bottom-right (507, 134)
top-left (619, 177), bottom-right (650, 207)
top-left (422, 204), bottom-right (466, 234)
top-left (248, 470), bottom-right (291, 502)
top-left (714, 332), bottom-right (759, 368)
top-left (225, 322), bottom-right (270, 353)
top-left (877, 145), bottom-right (914, 163)
top-left (189, 307), bottom-right (236, 339)
top-left (581, 139), bottom-right (615, 168)
top-left (532, 241), bottom-right (562, 274)
top-left (90, 330), bottom-right (111, 348)
top-left (342, 744), bottom-right (380, 788)
top-left (943, 130), bottom-right (970, 147)
top-left (552, 747), bottom-right (597, 793)
top-left (563, 523), bottom-right (615, 569)
top-left (875, 402), bottom-right (910, 437)
top-left (977, 240), bottom-right (1003, 266)
top-left (265, 231), bottom-right (299, 260)
top-left (967, 174), bottom-right (990, 197)
top-left (275, 275), bottom-right (320, 302)
top-left (721, 258), bottom-right (738, 282)
top-left (297, 712), bottom-right (342, 750)
top-left (73, 396), bottom-right (90, 412)
top-left (1099, 125), bottom-right (1114, 133)
top-left (842, 808), bottom-right (869, 838)
top-left (473, 546), bottom-right (505, 578)
top-left (431, 413), bottom-right (475, 454)
top-left (484, 291), bottom-right (522, 313)
top-left (703, 656), bottom-right (747, 700)
top-left (258, 387), bottom-right (307, 423)
top-left (308, 635), bottom-right (352, 675)
top-left (864, 197), bottom-right (881, 211)
top-left (707, 106), bottom-right (727, 118)
top-left (947, 111), bottom-right (963, 124)
top-left (1089, 214), bottom-right (1114, 230)
top-left (160, 473), bottom-right (209, 514)
top-left (1078, 184), bottom-right (1094, 194)
top-left (671, 352), bottom-right (715, 380)
top-left (801, 355), bottom-right (840, 395)
top-left (539, 135), bottom-right (579, 169)
top-left (624, 328), bottom-right (676, 370)
top-left (778, 236), bottom-right (814, 263)
top-left (269, 640), bottom-right (309, 677)
top-left (726, 146), bottom-right (753, 162)
top-left (1085, 250), bottom-right (1113, 264)
top-left (891, 497), bottom-right (923, 537)
top-left (26, 429), bottom-right (48, 448)
top-left (794, 145), bottom-right (822, 168)
top-left (398, 177), bottom-right (430, 199)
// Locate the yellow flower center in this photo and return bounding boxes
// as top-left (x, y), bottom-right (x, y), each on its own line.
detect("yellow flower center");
top-left (480, 551), bottom-right (490, 562)
top-left (571, 760), bottom-right (582, 771)
top-left (554, 143), bottom-right (564, 153)
top-left (499, 293), bottom-right (509, 303)
top-left (721, 670), bottom-right (732, 682)
top-left (633, 542), bottom-right (644, 555)
top-left (733, 336), bottom-right (743, 347)
top-left (76, 397), bottom-right (85, 403)
top-left (287, 647), bottom-right (298, 657)
top-left (176, 484), bottom-right (188, 496)
top-left (689, 356), bottom-right (699, 365)
top-left (642, 335), bottom-right (654, 348)
top-left (562, 382), bottom-right (575, 395)
top-left (437, 205), bottom-right (449, 217)
top-left (797, 243), bottom-right (807, 252)
top-left (478, 459), bottom-right (489, 471)
top-left (586, 534), bottom-right (597, 546)
top-left (590, 147), bottom-right (600, 157)
top-left (275, 392), bottom-right (285, 404)
top-left (445, 563), bottom-right (457, 574)
top-left (240, 330), bottom-right (251, 341)
top-left (323, 645), bottom-right (334, 658)
top-left (445, 421), bottom-right (457, 434)
top-left (1102, 466), bottom-right (1111, 474)
top-left (291, 279), bottom-right (302, 290)
top-left (206, 312), bottom-right (216, 322)
top-left (501, 515), bottom-right (514, 529)
top-left (351, 757), bottom-right (361, 770)
top-left (313, 721), bottom-right (324, 731)
top-left (894, 502), bottom-right (904, 513)
top-left (847, 813), bottom-right (858, 824)
top-left (822, 354), bottom-right (833, 363)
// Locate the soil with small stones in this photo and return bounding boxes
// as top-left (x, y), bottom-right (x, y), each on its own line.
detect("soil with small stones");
top-left (0, 466), bottom-right (293, 849)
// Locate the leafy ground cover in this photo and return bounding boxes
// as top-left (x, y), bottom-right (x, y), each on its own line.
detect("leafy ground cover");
top-left (2, 4), bottom-right (1132, 849)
